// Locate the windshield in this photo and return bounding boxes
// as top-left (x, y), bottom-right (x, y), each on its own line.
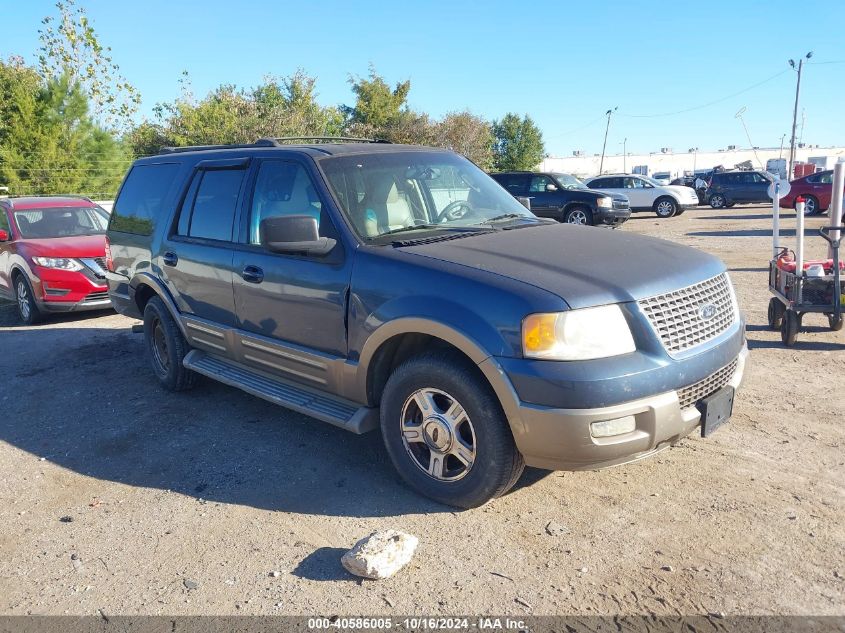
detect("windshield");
top-left (552, 173), bottom-right (587, 190)
top-left (13, 206), bottom-right (109, 239)
top-left (640, 176), bottom-right (662, 186)
top-left (319, 151), bottom-right (536, 242)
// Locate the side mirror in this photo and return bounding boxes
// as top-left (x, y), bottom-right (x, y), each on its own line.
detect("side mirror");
top-left (516, 196), bottom-right (531, 210)
top-left (0, 229), bottom-right (8, 241)
top-left (260, 215), bottom-right (336, 256)
top-left (545, 183), bottom-right (558, 192)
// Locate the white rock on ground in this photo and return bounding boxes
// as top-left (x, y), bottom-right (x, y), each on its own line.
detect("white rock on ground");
top-left (341, 530), bottom-right (419, 580)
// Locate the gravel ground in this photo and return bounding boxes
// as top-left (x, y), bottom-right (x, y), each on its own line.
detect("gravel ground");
top-left (0, 204), bottom-right (843, 617)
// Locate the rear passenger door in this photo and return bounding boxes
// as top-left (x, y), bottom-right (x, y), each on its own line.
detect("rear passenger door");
top-left (160, 158), bottom-right (247, 333)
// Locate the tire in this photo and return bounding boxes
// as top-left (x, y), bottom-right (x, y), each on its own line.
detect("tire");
top-left (767, 297), bottom-right (784, 330)
top-left (726, 202), bottom-right (736, 208)
top-left (379, 350), bottom-right (525, 508)
top-left (14, 274), bottom-right (43, 325)
top-left (653, 197), bottom-right (677, 218)
top-left (803, 195), bottom-right (820, 216)
top-left (564, 206), bottom-right (593, 226)
top-left (781, 310), bottom-right (800, 347)
top-left (143, 296), bottom-right (197, 391)
top-left (709, 194), bottom-right (726, 209)
top-left (828, 314), bottom-right (844, 331)
top-left (674, 208), bottom-right (686, 216)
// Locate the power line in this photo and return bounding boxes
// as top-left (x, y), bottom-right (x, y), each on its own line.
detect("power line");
top-left (617, 69), bottom-right (789, 119)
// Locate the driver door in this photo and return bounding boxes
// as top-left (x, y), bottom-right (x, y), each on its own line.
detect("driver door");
top-left (623, 176), bottom-right (652, 208)
top-left (525, 174), bottom-right (560, 218)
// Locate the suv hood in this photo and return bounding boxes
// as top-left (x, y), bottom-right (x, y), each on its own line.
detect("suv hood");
top-left (18, 235), bottom-right (106, 258)
top-left (399, 223), bottom-right (724, 309)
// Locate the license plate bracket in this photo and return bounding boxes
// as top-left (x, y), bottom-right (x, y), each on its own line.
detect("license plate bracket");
top-left (697, 386), bottom-right (735, 437)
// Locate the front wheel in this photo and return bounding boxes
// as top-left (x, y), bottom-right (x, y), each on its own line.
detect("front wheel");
top-left (710, 194), bottom-right (726, 209)
top-left (564, 206), bottom-right (593, 226)
top-left (14, 275), bottom-right (43, 325)
top-left (380, 351), bottom-right (524, 508)
top-left (803, 195), bottom-right (820, 216)
top-left (654, 197), bottom-right (677, 218)
top-left (781, 310), bottom-right (800, 347)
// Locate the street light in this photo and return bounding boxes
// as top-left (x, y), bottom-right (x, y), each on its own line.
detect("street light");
top-left (788, 51), bottom-right (812, 179)
top-left (599, 107), bottom-right (618, 175)
top-left (689, 147), bottom-right (699, 174)
top-left (620, 137), bottom-right (627, 172)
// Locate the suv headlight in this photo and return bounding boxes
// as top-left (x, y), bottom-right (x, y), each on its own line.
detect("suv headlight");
top-left (522, 305), bottom-right (636, 360)
top-left (32, 257), bottom-right (84, 271)
top-left (596, 196), bottom-right (612, 208)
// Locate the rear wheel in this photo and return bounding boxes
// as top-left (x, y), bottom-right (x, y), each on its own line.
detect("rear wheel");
top-left (710, 194), bottom-right (726, 209)
top-left (781, 310), bottom-right (800, 347)
top-left (564, 206), bottom-right (593, 226)
top-left (767, 297), bottom-right (785, 330)
top-left (803, 195), bottom-right (820, 216)
top-left (654, 197), bottom-right (677, 218)
top-left (143, 296), bottom-right (197, 391)
top-left (380, 351), bottom-right (524, 508)
top-left (14, 274), bottom-right (43, 325)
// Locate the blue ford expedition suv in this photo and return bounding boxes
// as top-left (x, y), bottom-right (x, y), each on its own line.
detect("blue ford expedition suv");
top-left (105, 138), bottom-right (748, 508)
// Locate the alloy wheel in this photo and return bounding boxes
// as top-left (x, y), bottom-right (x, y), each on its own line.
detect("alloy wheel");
top-left (400, 388), bottom-right (476, 482)
top-left (656, 200), bottom-right (675, 217)
top-left (803, 197), bottom-right (816, 215)
top-left (16, 280), bottom-right (30, 321)
top-left (566, 209), bottom-right (588, 225)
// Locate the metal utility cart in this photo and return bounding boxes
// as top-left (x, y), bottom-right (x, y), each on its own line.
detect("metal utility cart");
top-left (767, 169), bottom-right (845, 346)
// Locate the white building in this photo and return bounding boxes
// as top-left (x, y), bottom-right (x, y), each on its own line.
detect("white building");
top-left (538, 145), bottom-right (845, 179)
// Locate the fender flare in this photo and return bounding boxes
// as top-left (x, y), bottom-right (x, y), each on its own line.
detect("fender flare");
top-left (130, 273), bottom-right (188, 338)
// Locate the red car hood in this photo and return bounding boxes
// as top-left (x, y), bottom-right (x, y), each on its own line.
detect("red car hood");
top-left (19, 234), bottom-right (106, 257)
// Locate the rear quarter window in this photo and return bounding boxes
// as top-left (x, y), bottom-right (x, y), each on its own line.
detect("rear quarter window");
top-left (109, 163), bottom-right (181, 235)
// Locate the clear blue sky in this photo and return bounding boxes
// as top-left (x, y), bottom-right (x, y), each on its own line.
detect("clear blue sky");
top-left (3, 0), bottom-right (845, 156)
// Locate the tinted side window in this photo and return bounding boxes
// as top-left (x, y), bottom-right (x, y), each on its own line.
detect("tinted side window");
top-left (249, 161), bottom-right (324, 244)
top-left (589, 178), bottom-right (609, 188)
top-left (493, 174), bottom-right (529, 195)
top-left (179, 169), bottom-right (245, 242)
top-left (110, 163), bottom-right (180, 235)
top-left (818, 172), bottom-right (832, 184)
top-left (0, 209), bottom-right (9, 233)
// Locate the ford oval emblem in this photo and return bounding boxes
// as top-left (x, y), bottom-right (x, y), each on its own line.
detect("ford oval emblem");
top-left (698, 303), bottom-right (718, 320)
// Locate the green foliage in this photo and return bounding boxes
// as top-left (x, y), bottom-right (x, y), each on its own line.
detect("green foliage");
top-left (345, 65), bottom-right (411, 128)
top-left (38, 0), bottom-right (140, 130)
top-left (435, 111), bottom-right (495, 170)
top-left (0, 60), bottom-right (131, 198)
top-left (492, 113), bottom-right (545, 171)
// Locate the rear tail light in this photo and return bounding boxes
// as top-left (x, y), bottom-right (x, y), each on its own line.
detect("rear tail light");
top-left (104, 235), bottom-right (114, 272)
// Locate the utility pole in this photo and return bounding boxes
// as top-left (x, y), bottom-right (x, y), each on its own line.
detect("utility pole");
top-left (599, 107), bottom-right (617, 175)
top-left (779, 133), bottom-right (786, 159)
top-left (788, 52), bottom-right (812, 180)
top-left (622, 137), bottom-right (627, 172)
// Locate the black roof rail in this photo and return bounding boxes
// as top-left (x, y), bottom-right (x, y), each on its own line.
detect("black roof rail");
top-left (256, 136), bottom-right (391, 145)
top-left (158, 136), bottom-right (391, 155)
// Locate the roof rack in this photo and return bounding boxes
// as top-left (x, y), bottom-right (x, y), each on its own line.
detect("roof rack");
top-left (158, 136), bottom-right (390, 155)
top-left (259, 136), bottom-right (391, 145)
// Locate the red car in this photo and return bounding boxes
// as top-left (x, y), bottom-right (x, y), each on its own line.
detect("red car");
top-left (0, 196), bottom-right (112, 324)
top-left (781, 170), bottom-right (844, 216)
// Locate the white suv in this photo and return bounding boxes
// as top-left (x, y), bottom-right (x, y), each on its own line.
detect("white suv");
top-left (584, 174), bottom-right (700, 218)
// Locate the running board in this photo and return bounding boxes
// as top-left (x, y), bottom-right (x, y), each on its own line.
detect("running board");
top-left (182, 350), bottom-right (378, 434)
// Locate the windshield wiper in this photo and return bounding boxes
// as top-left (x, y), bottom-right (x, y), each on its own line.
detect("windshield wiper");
top-left (485, 213), bottom-right (526, 223)
top-left (372, 223), bottom-right (441, 238)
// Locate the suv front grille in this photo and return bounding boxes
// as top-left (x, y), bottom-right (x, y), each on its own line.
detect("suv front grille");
top-left (612, 198), bottom-right (629, 210)
top-left (678, 359), bottom-right (738, 410)
top-left (638, 273), bottom-right (737, 356)
top-left (82, 291), bottom-right (110, 303)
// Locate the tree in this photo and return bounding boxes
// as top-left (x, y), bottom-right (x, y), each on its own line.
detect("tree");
top-left (492, 113), bottom-right (545, 171)
top-left (344, 66), bottom-right (411, 128)
top-left (0, 61), bottom-right (131, 197)
top-left (38, 0), bottom-right (140, 130)
top-left (435, 111), bottom-right (494, 169)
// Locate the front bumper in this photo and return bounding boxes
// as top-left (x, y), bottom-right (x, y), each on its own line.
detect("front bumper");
top-left (30, 267), bottom-right (112, 313)
top-left (480, 343), bottom-right (749, 471)
top-left (596, 207), bottom-right (631, 227)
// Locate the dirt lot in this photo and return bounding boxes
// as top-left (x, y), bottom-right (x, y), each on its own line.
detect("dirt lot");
top-left (0, 204), bottom-right (843, 618)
